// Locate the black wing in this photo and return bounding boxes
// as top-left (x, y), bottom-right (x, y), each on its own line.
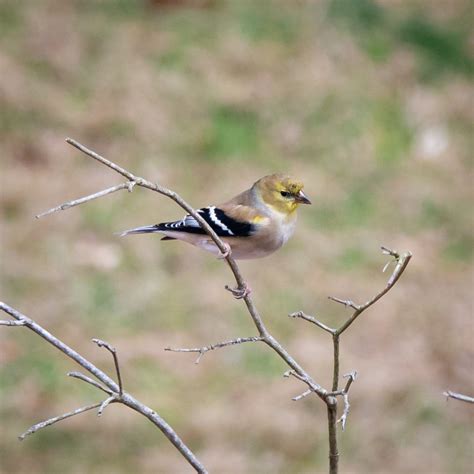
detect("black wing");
top-left (156, 206), bottom-right (255, 237)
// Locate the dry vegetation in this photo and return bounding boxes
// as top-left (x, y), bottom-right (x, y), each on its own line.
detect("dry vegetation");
top-left (1, 0), bottom-right (473, 473)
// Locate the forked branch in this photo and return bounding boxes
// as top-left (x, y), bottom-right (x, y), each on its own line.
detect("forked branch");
top-left (0, 302), bottom-right (207, 474)
top-left (165, 336), bottom-right (264, 364)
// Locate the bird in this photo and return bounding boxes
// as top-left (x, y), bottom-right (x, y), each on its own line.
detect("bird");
top-left (120, 173), bottom-right (311, 261)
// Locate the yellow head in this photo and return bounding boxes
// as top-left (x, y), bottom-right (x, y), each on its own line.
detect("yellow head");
top-left (255, 173), bottom-right (311, 214)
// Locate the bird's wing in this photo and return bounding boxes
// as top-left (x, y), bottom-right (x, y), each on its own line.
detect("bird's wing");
top-left (157, 206), bottom-right (257, 237)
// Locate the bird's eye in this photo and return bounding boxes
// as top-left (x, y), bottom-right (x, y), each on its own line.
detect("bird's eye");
top-left (280, 191), bottom-right (290, 198)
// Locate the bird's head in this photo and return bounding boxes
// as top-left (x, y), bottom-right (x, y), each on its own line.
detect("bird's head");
top-left (255, 174), bottom-right (311, 214)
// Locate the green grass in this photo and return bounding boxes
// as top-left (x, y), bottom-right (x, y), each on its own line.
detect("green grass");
top-left (371, 99), bottom-right (413, 164)
top-left (201, 105), bottom-right (260, 160)
top-left (397, 16), bottom-right (473, 77)
top-left (329, 0), bottom-right (473, 78)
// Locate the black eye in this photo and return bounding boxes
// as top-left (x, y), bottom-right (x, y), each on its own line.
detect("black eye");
top-left (280, 191), bottom-right (290, 197)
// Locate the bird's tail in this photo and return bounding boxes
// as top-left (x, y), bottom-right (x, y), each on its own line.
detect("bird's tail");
top-left (117, 224), bottom-right (161, 237)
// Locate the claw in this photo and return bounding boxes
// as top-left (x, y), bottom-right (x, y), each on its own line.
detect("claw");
top-left (217, 243), bottom-right (231, 260)
top-left (225, 283), bottom-right (251, 299)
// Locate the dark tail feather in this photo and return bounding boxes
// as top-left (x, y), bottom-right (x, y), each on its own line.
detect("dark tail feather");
top-left (117, 224), bottom-right (161, 237)
top-left (161, 236), bottom-right (176, 241)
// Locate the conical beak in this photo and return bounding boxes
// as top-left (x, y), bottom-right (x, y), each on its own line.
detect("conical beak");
top-left (295, 190), bottom-right (311, 205)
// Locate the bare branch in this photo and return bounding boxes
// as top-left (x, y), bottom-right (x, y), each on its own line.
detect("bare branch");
top-left (289, 311), bottom-right (335, 334)
top-left (97, 396), bottom-right (117, 416)
top-left (68, 371), bottom-right (113, 396)
top-left (165, 336), bottom-right (263, 364)
top-left (0, 302), bottom-right (207, 474)
top-left (381, 246), bottom-right (400, 259)
top-left (35, 182), bottom-right (134, 219)
top-left (337, 393), bottom-right (350, 431)
top-left (0, 319), bottom-right (26, 326)
top-left (92, 339), bottom-right (123, 396)
top-left (292, 389), bottom-right (312, 401)
top-left (283, 369), bottom-right (320, 397)
top-left (283, 369), bottom-right (309, 384)
top-left (327, 297), bottom-right (360, 311)
top-left (342, 371), bottom-right (357, 393)
top-left (19, 403), bottom-right (102, 440)
top-left (443, 391), bottom-right (474, 404)
top-left (334, 248), bottom-right (412, 335)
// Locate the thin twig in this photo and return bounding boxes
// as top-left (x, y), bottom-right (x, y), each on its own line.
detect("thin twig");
top-left (327, 297), bottom-right (360, 311)
top-left (97, 396), bottom-right (117, 416)
top-left (92, 339), bottom-right (123, 396)
top-left (332, 334), bottom-right (340, 392)
top-left (0, 320), bottom-right (26, 326)
top-left (284, 369), bottom-right (311, 385)
top-left (335, 372), bottom-right (357, 431)
top-left (337, 393), bottom-right (350, 431)
top-left (443, 391), bottom-right (474, 404)
top-left (68, 371), bottom-right (113, 396)
top-left (292, 389), bottom-right (312, 401)
top-left (35, 182), bottom-right (134, 219)
top-left (334, 248), bottom-right (412, 335)
top-left (381, 246), bottom-right (400, 259)
top-left (165, 336), bottom-right (263, 364)
top-left (342, 371), bottom-right (357, 393)
top-left (19, 403), bottom-right (102, 440)
top-left (288, 311), bottom-right (335, 334)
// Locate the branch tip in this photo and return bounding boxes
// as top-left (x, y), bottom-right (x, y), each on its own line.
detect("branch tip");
top-left (92, 339), bottom-right (123, 395)
top-left (328, 296), bottom-right (360, 310)
top-left (443, 391), bottom-right (474, 404)
top-left (292, 389), bottom-right (312, 401)
top-left (380, 246), bottom-right (400, 259)
top-left (97, 396), bottom-right (117, 417)
top-left (165, 336), bottom-right (263, 364)
top-left (289, 310), bottom-right (335, 333)
top-left (18, 403), bottom-right (102, 440)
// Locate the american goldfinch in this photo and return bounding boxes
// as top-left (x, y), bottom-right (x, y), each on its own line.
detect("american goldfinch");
top-left (120, 174), bottom-right (311, 260)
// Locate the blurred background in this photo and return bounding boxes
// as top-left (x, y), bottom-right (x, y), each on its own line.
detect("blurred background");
top-left (1, 0), bottom-right (473, 472)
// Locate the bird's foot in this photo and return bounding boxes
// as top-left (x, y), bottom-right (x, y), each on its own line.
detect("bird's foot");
top-left (217, 243), bottom-right (232, 260)
top-left (225, 282), bottom-right (251, 299)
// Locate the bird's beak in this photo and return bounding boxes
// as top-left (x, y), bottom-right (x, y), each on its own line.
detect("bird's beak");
top-left (295, 190), bottom-right (312, 205)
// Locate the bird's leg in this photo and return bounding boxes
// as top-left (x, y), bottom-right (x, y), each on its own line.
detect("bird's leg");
top-left (217, 242), bottom-right (232, 259)
top-left (225, 282), bottom-right (252, 299)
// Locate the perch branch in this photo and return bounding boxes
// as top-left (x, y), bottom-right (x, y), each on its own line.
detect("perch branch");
top-left (0, 302), bottom-right (207, 474)
top-left (165, 336), bottom-right (264, 364)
